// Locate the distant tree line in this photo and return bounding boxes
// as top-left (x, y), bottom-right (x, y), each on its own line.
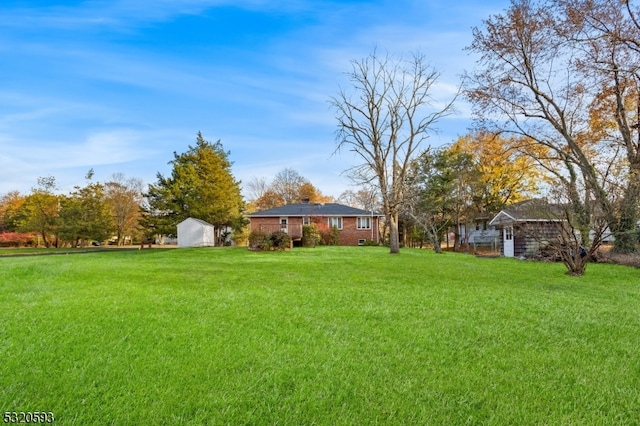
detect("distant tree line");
top-left (0, 133), bottom-right (340, 248)
top-left (245, 168), bottom-right (334, 212)
top-left (0, 171), bottom-right (143, 247)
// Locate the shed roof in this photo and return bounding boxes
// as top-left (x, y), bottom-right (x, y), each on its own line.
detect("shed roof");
top-left (247, 202), bottom-right (382, 218)
top-left (177, 217), bottom-right (214, 227)
top-left (489, 199), bottom-right (564, 227)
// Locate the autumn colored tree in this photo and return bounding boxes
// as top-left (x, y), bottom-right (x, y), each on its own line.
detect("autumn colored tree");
top-left (105, 173), bottom-right (144, 245)
top-left (299, 181), bottom-right (333, 204)
top-left (146, 132), bottom-right (245, 245)
top-left (249, 168), bottom-right (332, 211)
top-left (251, 189), bottom-right (285, 212)
top-left (331, 51), bottom-right (457, 254)
top-left (58, 170), bottom-right (113, 246)
top-left (17, 176), bottom-right (60, 247)
top-left (561, 0), bottom-right (640, 253)
top-left (452, 133), bottom-right (541, 211)
top-left (0, 191), bottom-right (25, 232)
top-left (466, 0), bottom-right (640, 254)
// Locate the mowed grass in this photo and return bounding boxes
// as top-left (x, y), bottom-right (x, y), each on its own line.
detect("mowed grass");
top-left (1, 247), bottom-right (639, 425)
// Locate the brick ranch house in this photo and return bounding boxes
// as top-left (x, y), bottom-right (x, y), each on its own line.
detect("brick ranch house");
top-left (247, 202), bottom-right (383, 246)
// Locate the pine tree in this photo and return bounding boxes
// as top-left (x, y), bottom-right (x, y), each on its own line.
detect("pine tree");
top-left (146, 132), bottom-right (246, 245)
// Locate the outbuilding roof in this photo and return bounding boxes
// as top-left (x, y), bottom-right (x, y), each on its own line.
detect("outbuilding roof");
top-left (247, 202), bottom-right (382, 217)
top-left (177, 217), bottom-right (214, 227)
top-left (489, 199), bottom-right (564, 227)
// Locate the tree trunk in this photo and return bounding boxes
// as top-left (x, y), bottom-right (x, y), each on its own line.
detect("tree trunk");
top-left (612, 164), bottom-right (640, 254)
top-left (388, 212), bottom-right (400, 254)
top-left (431, 223), bottom-right (442, 253)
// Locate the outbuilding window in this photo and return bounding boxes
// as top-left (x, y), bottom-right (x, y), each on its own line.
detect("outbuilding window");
top-left (505, 226), bottom-right (513, 240)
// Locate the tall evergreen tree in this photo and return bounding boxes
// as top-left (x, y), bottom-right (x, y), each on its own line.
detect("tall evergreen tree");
top-left (145, 132), bottom-right (245, 245)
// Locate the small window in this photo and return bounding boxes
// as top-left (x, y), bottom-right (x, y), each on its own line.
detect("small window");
top-left (303, 216), bottom-right (311, 225)
top-left (328, 217), bottom-right (343, 230)
top-left (358, 239), bottom-right (366, 246)
top-left (357, 216), bottom-right (371, 229)
top-left (505, 226), bottom-right (513, 240)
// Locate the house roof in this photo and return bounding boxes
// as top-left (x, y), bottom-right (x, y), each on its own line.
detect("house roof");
top-left (247, 202), bottom-right (383, 218)
top-left (489, 199), bottom-right (564, 227)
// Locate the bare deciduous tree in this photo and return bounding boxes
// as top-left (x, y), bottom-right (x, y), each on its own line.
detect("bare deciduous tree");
top-left (466, 0), bottom-right (640, 254)
top-left (331, 51), bottom-right (457, 254)
top-left (245, 177), bottom-right (269, 203)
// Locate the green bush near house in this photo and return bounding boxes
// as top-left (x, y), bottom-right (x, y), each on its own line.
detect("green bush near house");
top-left (1, 247), bottom-right (639, 425)
top-left (247, 229), bottom-right (271, 250)
top-left (269, 230), bottom-right (291, 250)
top-left (319, 225), bottom-right (340, 245)
top-left (302, 223), bottom-right (321, 247)
top-left (247, 230), bottom-right (291, 250)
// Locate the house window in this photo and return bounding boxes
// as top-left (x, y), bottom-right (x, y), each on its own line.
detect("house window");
top-left (328, 217), bottom-right (343, 230)
top-left (280, 218), bottom-right (288, 232)
top-left (358, 239), bottom-right (366, 246)
top-left (357, 216), bottom-right (371, 229)
top-left (303, 216), bottom-right (311, 225)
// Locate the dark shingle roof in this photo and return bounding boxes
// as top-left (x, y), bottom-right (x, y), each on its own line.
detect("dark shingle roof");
top-left (489, 199), bottom-right (564, 226)
top-left (247, 203), bottom-right (382, 217)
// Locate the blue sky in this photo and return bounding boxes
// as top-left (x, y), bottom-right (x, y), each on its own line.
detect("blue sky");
top-left (0, 0), bottom-right (509, 198)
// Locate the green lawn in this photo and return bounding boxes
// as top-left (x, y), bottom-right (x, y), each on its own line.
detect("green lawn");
top-left (1, 247), bottom-right (639, 425)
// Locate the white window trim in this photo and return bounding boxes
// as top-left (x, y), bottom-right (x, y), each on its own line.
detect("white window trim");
top-left (357, 216), bottom-right (371, 230)
top-left (328, 217), bottom-right (343, 230)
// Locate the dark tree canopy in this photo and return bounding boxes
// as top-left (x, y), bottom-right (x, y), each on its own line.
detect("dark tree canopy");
top-left (145, 132), bottom-right (245, 245)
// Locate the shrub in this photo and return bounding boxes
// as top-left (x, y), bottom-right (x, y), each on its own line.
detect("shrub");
top-left (248, 230), bottom-right (271, 251)
top-left (302, 224), bottom-right (320, 248)
top-left (319, 226), bottom-right (340, 246)
top-left (362, 239), bottom-right (379, 246)
top-left (270, 231), bottom-right (292, 251)
top-left (0, 232), bottom-right (36, 247)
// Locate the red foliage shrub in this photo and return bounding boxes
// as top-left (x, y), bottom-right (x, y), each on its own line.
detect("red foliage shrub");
top-left (0, 232), bottom-right (36, 247)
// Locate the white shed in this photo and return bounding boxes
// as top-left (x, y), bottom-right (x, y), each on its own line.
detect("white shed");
top-left (177, 218), bottom-right (215, 247)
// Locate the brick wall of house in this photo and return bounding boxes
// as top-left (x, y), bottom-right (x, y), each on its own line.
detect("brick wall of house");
top-left (338, 217), bottom-right (379, 245)
top-left (249, 215), bottom-right (379, 246)
top-left (249, 217), bottom-right (303, 239)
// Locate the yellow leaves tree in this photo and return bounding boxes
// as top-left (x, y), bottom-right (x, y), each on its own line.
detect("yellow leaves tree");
top-left (452, 132), bottom-right (541, 211)
top-left (0, 191), bottom-right (25, 232)
top-left (247, 168), bottom-right (333, 212)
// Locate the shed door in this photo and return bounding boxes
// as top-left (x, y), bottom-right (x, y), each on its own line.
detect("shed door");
top-left (280, 217), bottom-right (288, 233)
top-left (503, 226), bottom-right (514, 257)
